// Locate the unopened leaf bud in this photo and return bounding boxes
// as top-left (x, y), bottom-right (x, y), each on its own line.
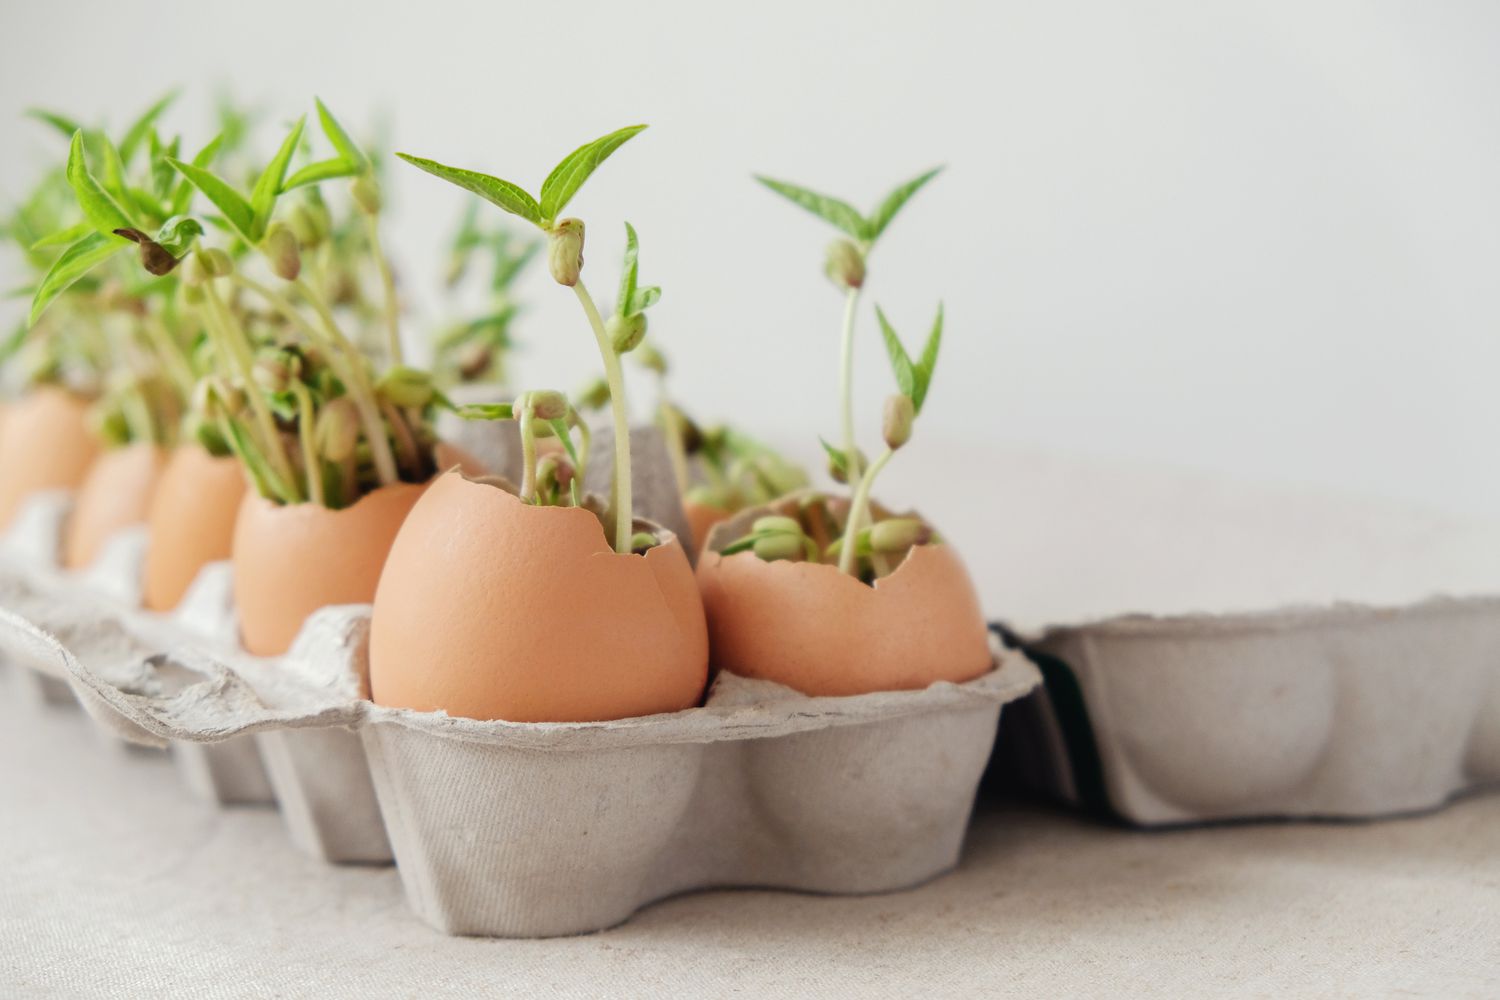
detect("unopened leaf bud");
top-left (634, 341), bottom-right (667, 375)
top-left (377, 366), bottom-right (435, 409)
top-left (351, 175), bottom-right (382, 215)
top-left (868, 517), bottom-right (932, 553)
top-left (456, 342), bottom-right (492, 381)
top-left (576, 377), bottom-right (610, 412)
top-left (525, 389), bottom-right (569, 422)
top-left (607, 312), bottom-right (647, 354)
top-left (547, 218), bottom-right (585, 287)
top-left (827, 446), bottom-right (868, 485)
top-left (264, 222), bottom-right (301, 281)
top-left (315, 397), bottom-right (361, 463)
top-left (824, 239), bottom-right (865, 289)
top-left (289, 202), bottom-right (330, 247)
top-left (882, 393), bottom-right (914, 450)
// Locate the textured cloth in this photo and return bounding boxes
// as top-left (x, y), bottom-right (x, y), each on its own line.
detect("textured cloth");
top-left (2, 673), bottom-right (1496, 998)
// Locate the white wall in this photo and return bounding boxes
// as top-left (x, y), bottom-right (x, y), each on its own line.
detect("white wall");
top-left (2, 0), bottom-right (1497, 517)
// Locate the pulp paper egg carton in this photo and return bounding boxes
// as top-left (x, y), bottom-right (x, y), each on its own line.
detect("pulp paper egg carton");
top-left (962, 448), bottom-right (1500, 825)
top-left (0, 482), bottom-right (1041, 937)
top-left (994, 600), bottom-right (1500, 824)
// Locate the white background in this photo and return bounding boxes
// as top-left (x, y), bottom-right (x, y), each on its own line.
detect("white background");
top-left (2, 0), bottom-right (1497, 518)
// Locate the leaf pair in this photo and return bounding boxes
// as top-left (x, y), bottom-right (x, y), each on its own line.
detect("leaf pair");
top-left (755, 167), bottom-right (943, 248)
top-left (615, 222), bottom-right (660, 318)
top-left (877, 304), bottom-right (943, 415)
top-left (398, 124), bottom-right (647, 230)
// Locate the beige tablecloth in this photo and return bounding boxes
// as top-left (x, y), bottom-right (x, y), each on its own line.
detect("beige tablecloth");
top-left (1, 669), bottom-right (1496, 999)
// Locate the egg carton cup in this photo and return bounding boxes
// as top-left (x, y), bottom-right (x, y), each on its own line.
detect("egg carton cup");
top-left (47, 581), bottom-right (1038, 936)
top-left (994, 596), bottom-right (1500, 825)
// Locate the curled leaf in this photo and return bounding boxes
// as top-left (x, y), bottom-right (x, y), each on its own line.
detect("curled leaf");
top-left (112, 228), bottom-right (180, 276)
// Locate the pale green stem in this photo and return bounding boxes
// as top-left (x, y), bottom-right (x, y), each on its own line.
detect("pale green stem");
top-left (200, 282), bottom-right (300, 493)
top-left (518, 403), bottom-right (537, 503)
top-left (290, 382), bottom-right (324, 507)
top-left (659, 389), bottom-right (690, 496)
top-left (838, 286), bottom-right (863, 489)
top-left (573, 280), bottom-right (632, 554)
top-left (285, 276), bottom-right (399, 487)
top-left (837, 446), bottom-right (894, 576)
top-left (363, 212), bottom-right (403, 365)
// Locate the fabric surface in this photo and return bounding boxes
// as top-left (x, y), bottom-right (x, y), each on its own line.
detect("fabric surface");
top-left (2, 670), bottom-right (1496, 999)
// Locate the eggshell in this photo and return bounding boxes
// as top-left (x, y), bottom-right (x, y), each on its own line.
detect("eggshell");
top-left (683, 498), bottom-right (733, 553)
top-left (233, 482), bottom-right (426, 657)
top-left (696, 540), bottom-right (992, 697)
top-left (0, 387), bottom-right (101, 530)
top-left (63, 442), bottom-right (168, 570)
top-left (142, 445), bottom-right (249, 612)
top-left (369, 472), bottom-right (709, 723)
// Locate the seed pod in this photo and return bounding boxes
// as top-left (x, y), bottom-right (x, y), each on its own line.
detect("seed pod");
top-left (526, 389), bottom-right (569, 422)
top-left (607, 312), bottom-right (647, 354)
top-left (753, 533), bottom-right (804, 562)
top-left (547, 218), bottom-right (585, 287)
top-left (351, 175), bottom-right (382, 215)
top-left (315, 397), bottom-right (361, 463)
top-left (456, 342), bottom-right (493, 381)
top-left (630, 531), bottom-right (659, 553)
top-left (378, 366), bottom-right (435, 409)
top-left (289, 202), bottom-right (330, 247)
top-left (264, 222), bottom-right (302, 281)
top-left (824, 239), bottom-right (866, 289)
top-left (575, 377), bottom-right (610, 412)
top-left (200, 248), bottom-right (234, 278)
top-left (752, 515), bottom-right (803, 536)
top-left (635, 342), bottom-right (668, 375)
top-left (868, 517), bottom-right (932, 553)
top-left (827, 446), bottom-right (868, 485)
top-left (882, 393), bottom-right (914, 450)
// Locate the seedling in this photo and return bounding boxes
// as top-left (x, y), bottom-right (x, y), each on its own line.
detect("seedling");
top-left (397, 125), bottom-right (653, 553)
top-left (433, 204), bottom-right (538, 385)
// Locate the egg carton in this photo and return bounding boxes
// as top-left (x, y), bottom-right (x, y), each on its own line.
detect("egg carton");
top-left (993, 597), bottom-right (1500, 824)
top-left (41, 593), bottom-right (1036, 936)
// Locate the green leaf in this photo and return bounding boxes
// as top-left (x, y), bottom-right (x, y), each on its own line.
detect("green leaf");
top-left (397, 153), bottom-right (543, 226)
top-left (876, 306), bottom-right (917, 403)
top-left (153, 215), bottom-right (204, 256)
top-left (168, 157), bottom-right (255, 241)
top-left (538, 124), bottom-right (647, 222)
top-left (627, 286), bottom-right (660, 315)
top-left (455, 402), bottom-right (515, 421)
top-left (754, 176), bottom-right (866, 241)
top-left (313, 98), bottom-right (367, 169)
top-left (30, 221), bottom-right (92, 251)
top-left (549, 418), bottom-right (580, 467)
top-left (249, 117), bottom-right (306, 239)
top-left (616, 221), bottom-right (639, 316)
top-left (864, 166), bottom-right (942, 244)
top-left (26, 109), bottom-right (82, 140)
top-left (913, 303), bottom-right (943, 415)
top-left (118, 90), bottom-right (179, 164)
top-left (126, 186), bottom-right (168, 224)
top-left (29, 231), bottom-right (129, 325)
top-left (149, 132), bottom-right (181, 198)
top-left (282, 157), bottom-right (361, 191)
top-left (91, 132), bottom-right (129, 203)
top-left (819, 436), bottom-right (851, 477)
top-left (171, 133), bottom-right (225, 215)
top-left (67, 132), bottom-right (135, 235)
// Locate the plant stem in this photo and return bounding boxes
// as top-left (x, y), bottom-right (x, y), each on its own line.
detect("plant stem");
top-left (518, 402), bottom-right (537, 503)
top-left (837, 446), bottom-right (893, 576)
top-left (659, 394), bottom-right (690, 495)
top-left (290, 382), bottom-right (324, 507)
top-left (573, 279), bottom-right (632, 554)
top-left (363, 212), bottom-right (403, 365)
top-left (838, 286), bottom-right (863, 489)
top-left (200, 282), bottom-right (301, 496)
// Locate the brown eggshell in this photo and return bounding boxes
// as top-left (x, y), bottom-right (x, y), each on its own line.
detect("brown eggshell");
top-left (63, 442), bottom-right (168, 570)
top-left (142, 445), bottom-right (249, 612)
top-left (683, 498), bottom-right (733, 554)
top-left (233, 482), bottom-right (426, 657)
top-left (0, 387), bottom-right (101, 531)
top-left (370, 472), bottom-right (709, 723)
top-left (696, 541), bottom-right (992, 697)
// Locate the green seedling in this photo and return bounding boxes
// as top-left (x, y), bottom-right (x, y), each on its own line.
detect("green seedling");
top-left (398, 125), bottom-right (651, 553)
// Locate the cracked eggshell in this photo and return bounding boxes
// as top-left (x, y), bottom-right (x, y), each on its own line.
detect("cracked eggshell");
top-left (63, 442), bottom-right (167, 570)
top-left (683, 498), bottom-right (733, 554)
top-left (0, 386), bottom-right (101, 530)
top-left (143, 445), bottom-right (248, 612)
top-left (369, 471), bottom-right (709, 723)
top-left (697, 541), bottom-right (992, 697)
top-left (233, 482), bottom-right (426, 657)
